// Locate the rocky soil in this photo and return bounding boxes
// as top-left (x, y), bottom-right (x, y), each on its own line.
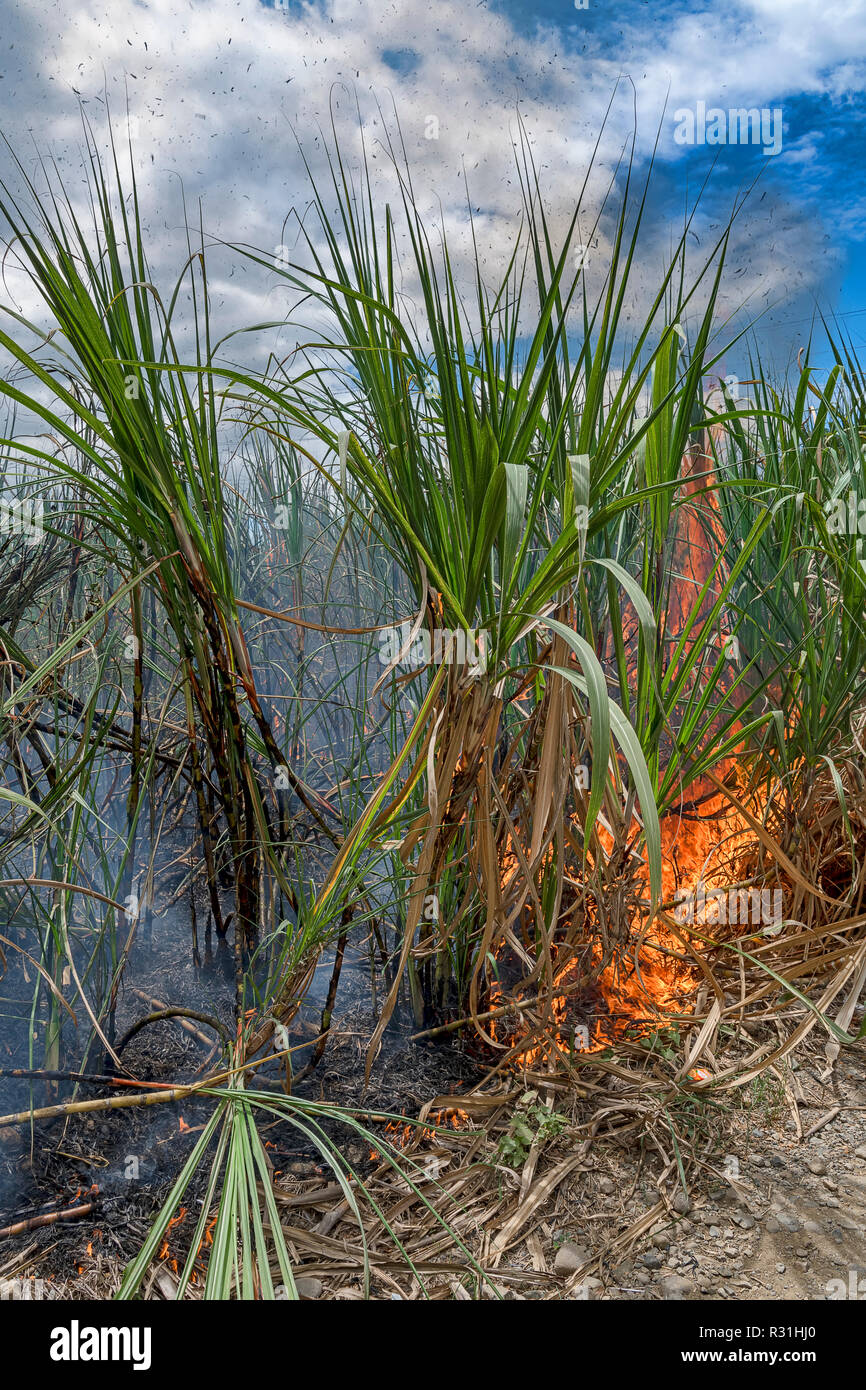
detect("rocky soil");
top-left (543, 1045), bottom-right (866, 1301)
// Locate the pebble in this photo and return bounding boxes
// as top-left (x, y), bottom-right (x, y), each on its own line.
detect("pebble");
top-left (777, 1213), bottom-right (802, 1233)
top-left (642, 1251), bottom-right (663, 1270)
top-left (855, 1145), bottom-right (866, 1161)
top-left (652, 1231), bottom-right (672, 1249)
top-left (572, 1276), bottom-right (603, 1298)
top-left (807, 1157), bottom-right (828, 1176)
top-left (597, 1177), bottom-right (616, 1194)
top-left (554, 1242), bottom-right (590, 1274)
top-left (660, 1274), bottom-right (693, 1300)
top-left (672, 1191), bottom-right (691, 1215)
top-left (482, 1282), bottom-right (506, 1300)
top-left (293, 1277), bottom-right (323, 1299)
top-left (776, 1262), bottom-right (786, 1274)
top-left (0, 1128), bottom-right (25, 1156)
top-left (736, 1214), bottom-right (756, 1230)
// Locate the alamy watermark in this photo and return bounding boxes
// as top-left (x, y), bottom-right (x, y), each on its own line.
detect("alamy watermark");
top-left (1, 1277), bottom-right (45, 1299)
top-left (49, 1321), bottom-right (151, 1370)
top-left (673, 102), bottom-right (783, 157)
top-left (378, 622), bottom-right (489, 676)
top-left (0, 497), bottom-right (44, 545)
top-left (674, 885), bottom-right (783, 927)
top-left (824, 490), bottom-right (866, 571)
top-left (825, 1269), bottom-right (866, 1300)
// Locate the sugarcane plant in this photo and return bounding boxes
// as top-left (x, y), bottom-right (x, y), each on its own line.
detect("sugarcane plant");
top-left (222, 112), bottom-right (777, 1063)
top-left (0, 127), bottom-right (325, 1041)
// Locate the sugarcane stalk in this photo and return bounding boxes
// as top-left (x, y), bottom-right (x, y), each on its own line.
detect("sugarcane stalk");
top-left (183, 664), bottom-right (224, 937)
top-left (0, 1202), bottom-right (95, 1240)
top-left (0, 1083), bottom-right (202, 1128)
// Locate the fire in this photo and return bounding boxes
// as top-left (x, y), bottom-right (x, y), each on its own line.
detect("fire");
top-left (382, 1119), bottom-right (435, 1149)
top-left (492, 434), bottom-right (763, 1066)
top-left (432, 1107), bottom-right (470, 1131)
top-left (492, 766), bottom-right (759, 1067)
top-left (372, 1107), bottom-right (470, 1156)
top-left (157, 1207), bottom-right (189, 1262)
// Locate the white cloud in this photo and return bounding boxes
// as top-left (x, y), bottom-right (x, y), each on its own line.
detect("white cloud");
top-left (0, 0), bottom-right (859, 367)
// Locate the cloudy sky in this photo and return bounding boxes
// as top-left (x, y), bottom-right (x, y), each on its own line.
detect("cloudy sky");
top-left (1, 0), bottom-right (865, 378)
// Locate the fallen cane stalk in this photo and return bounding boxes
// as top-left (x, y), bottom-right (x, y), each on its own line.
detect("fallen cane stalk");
top-left (0, 1068), bottom-right (159, 1088)
top-left (0, 1201), bottom-right (95, 1241)
top-left (116, 1005), bottom-right (227, 1054)
top-left (130, 989), bottom-right (224, 1048)
top-left (410, 995), bottom-right (546, 1042)
top-left (0, 1084), bottom-right (203, 1128)
top-left (0, 1035), bottom-right (327, 1129)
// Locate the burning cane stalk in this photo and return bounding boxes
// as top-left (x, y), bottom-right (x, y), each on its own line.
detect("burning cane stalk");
top-left (0, 1040), bottom-right (322, 1130)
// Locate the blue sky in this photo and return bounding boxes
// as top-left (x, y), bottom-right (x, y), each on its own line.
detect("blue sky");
top-left (487, 0), bottom-right (866, 367)
top-left (0, 0), bottom-right (864, 379)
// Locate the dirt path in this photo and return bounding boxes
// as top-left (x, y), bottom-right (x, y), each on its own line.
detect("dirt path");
top-left (545, 1046), bottom-right (866, 1301)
